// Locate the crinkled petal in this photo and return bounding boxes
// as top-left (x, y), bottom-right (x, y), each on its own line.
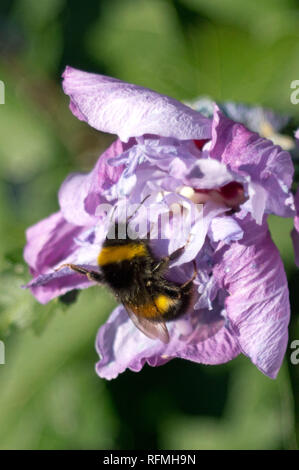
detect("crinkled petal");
top-left (241, 181), bottom-right (267, 225)
top-left (209, 215), bottom-right (243, 244)
top-left (25, 270), bottom-right (95, 304)
top-left (23, 212), bottom-right (103, 303)
top-left (186, 157), bottom-right (241, 189)
top-left (210, 105), bottom-right (295, 218)
top-left (214, 217), bottom-right (290, 378)
top-left (58, 139), bottom-right (126, 226)
top-left (291, 188), bottom-right (299, 267)
top-left (25, 240), bottom-right (102, 304)
top-left (62, 66), bottom-right (212, 142)
top-left (25, 265), bottom-right (98, 288)
top-left (95, 305), bottom-right (240, 380)
top-left (24, 211), bottom-right (82, 273)
top-left (169, 201), bottom-right (228, 266)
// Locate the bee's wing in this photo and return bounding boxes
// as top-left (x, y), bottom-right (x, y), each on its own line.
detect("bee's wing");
top-left (124, 304), bottom-right (170, 344)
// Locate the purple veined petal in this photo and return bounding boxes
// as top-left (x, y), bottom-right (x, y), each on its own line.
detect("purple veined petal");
top-left (210, 105), bottom-right (295, 219)
top-left (95, 304), bottom-right (240, 380)
top-left (194, 273), bottom-right (218, 311)
top-left (24, 211), bottom-right (104, 304)
top-left (147, 152), bottom-right (195, 179)
top-left (110, 139), bottom-right (198, 199)
top-left (59, 172), bottom-right (97, 227)
top-left (291, 228), bottom-right (299, 267)
top-left (108, 146), bottom-right (144, 198)
top-left (209, 215), bottom-right (244, 244)
top-left (291, 188), bottom-right (299, 267)
top-left (214, 217), bottom-right (290, 379)
top-left (24, 266), bottom-right (96, 304)
top-left (25, 264), bottom-right (98, 288)
top-left (95, 306), bottom-right (170, 380)
top-left (29, 279), bottom-right (92, 304)
top-left (106, 145), bottom-right (173, 199)
top-left (62, 66), bottom-right (212, 142)
top-left (129, 168), bottom-right (170, 203)
top-left (24, 211), bottom-right (83, 274)
top-left (136, 137), bottom-right (198, 174)
top-left (58, 139), bottom-right (126, 226)
top-left (25, 223), bottom-right (104, 303)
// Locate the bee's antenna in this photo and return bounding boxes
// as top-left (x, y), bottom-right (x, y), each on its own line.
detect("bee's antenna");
top-left (127, 194), bottom-right (151, 222)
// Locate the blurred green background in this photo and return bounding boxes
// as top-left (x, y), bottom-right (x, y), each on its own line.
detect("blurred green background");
top-left (0, 0), bottom-right (299, 450)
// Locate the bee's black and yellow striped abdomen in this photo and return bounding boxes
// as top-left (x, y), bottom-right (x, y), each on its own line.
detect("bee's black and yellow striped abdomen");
top-left (127, 294), bottom-right (177, 319)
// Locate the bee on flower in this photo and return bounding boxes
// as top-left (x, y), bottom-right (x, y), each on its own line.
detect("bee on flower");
top-left (24, 67), bottom-right (296, 380)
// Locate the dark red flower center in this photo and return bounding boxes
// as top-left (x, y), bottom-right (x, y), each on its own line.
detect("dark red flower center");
top-left (193, 139), bottom-right (209, 150)
top-left (218, 182), bottom-right (244, 200)
top-left (194, 181), bottom-right (246, 208)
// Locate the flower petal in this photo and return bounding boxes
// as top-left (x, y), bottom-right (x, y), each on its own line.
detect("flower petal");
top-left (214, 217), bottom-right (290, 378)
top-left (24, 212), bottom-right (82, 273)
top-left (23, 212), bottom-right (99, 303)
top-left (291, 188), bottom-right (299, 267)
top-left (210, 105), bottom-right (294, 219)
top-left (62, 66), bottom-right (212, 142)
top-left (209, 215), bottom-right (244, 244)
top-left (58, 139), bottom-right (126, 226)
top-left (186, 157), bottom-right (239, 189)
top-left (95, 304), bottom-right (240, 380)
top-left (169, 200), bottom-right (228, 266)
top-left (25, 269), bottom-right (94, 304)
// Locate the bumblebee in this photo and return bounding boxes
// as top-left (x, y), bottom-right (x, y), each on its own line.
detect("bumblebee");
top-left (58, 221), bottom-right (196, 343)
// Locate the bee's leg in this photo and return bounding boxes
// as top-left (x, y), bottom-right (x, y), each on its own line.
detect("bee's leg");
top-left (55, 263), bottom-right (103, 284)
top-left (152, 246), bottom-right (185, 273)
